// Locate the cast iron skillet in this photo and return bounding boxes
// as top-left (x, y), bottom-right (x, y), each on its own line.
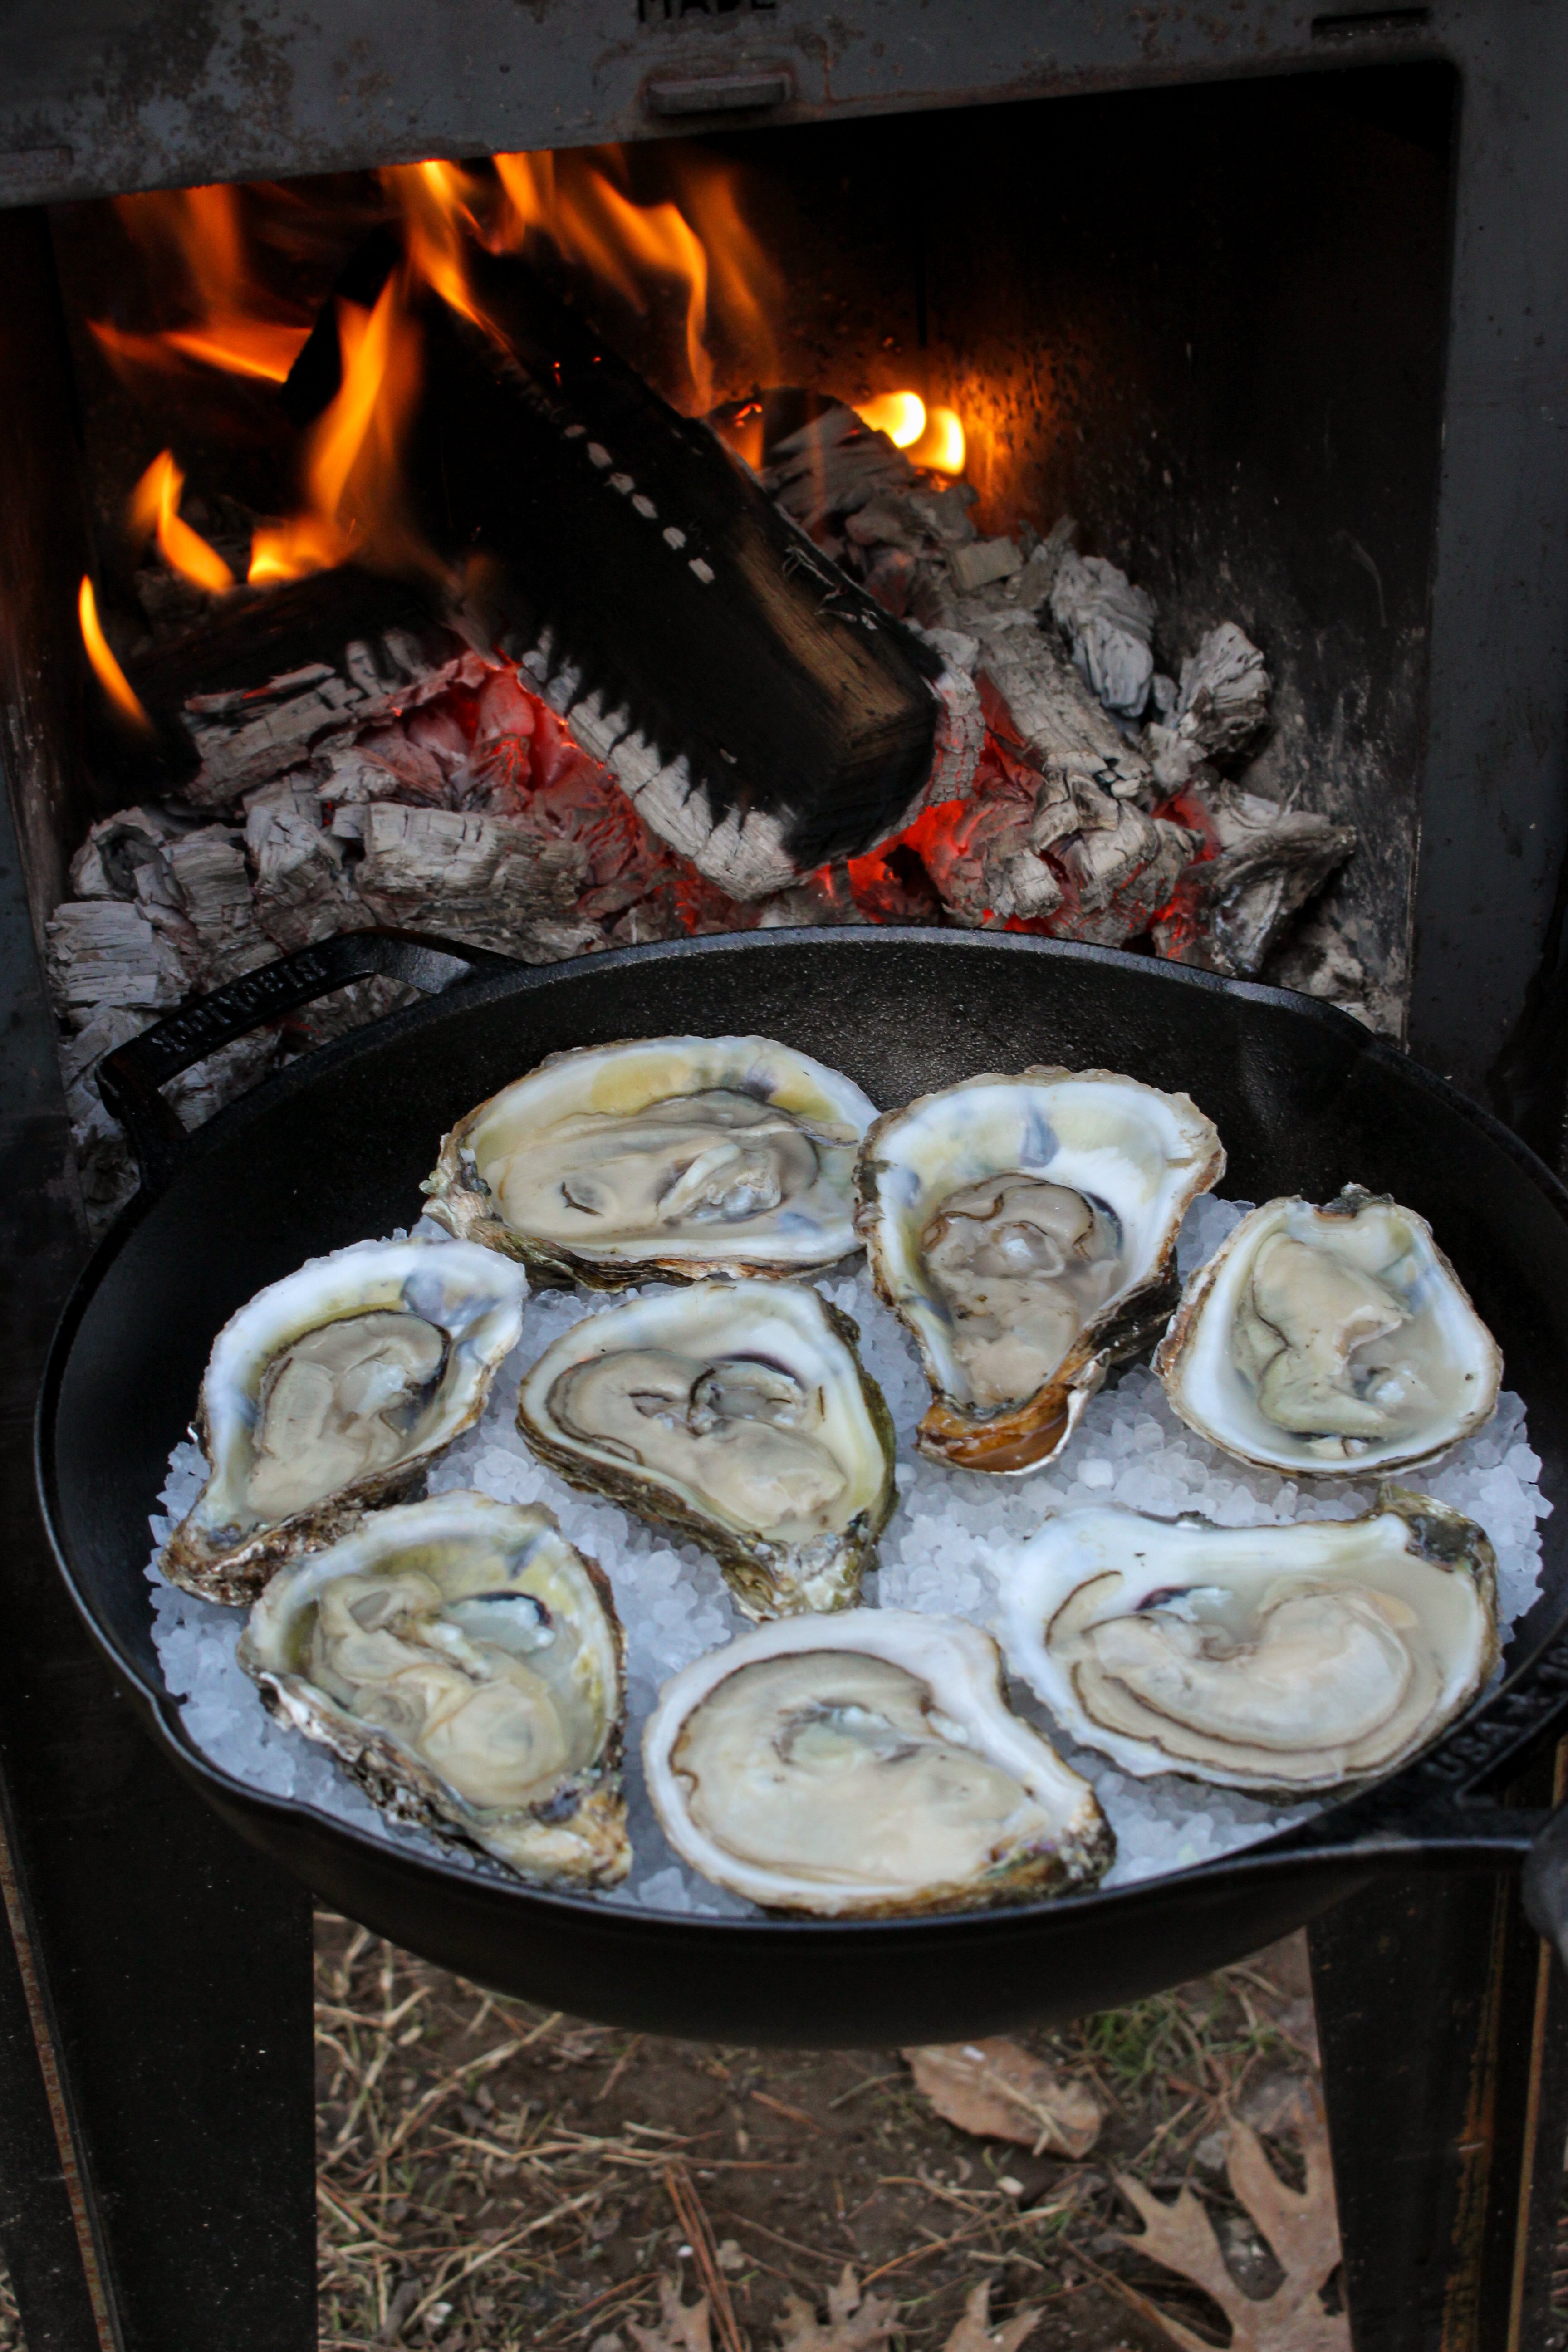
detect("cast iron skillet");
top-left (34, 926), bottom-right (1568, 2046)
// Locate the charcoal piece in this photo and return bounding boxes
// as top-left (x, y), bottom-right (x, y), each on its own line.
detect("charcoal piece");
top-left (948, 537), bottom-right (1024, 595)
top-left (246, 790), bottom-right (367, 953)
top-left (69, 808), bottom-right (182, 904)
top-left (960, 607), bottom-right (1154, 804)
top-left (45, 899), bottom-right (191, 1017)
top-left (353, 801), bottom-right (591, 961)
top-left (1050, 550), bottom-right (1157, 720)
top-left (1152, 784), bottom-right (1356, 977)
top-left (392, 248), bottom-right (969, 894)
top-left (165, 827), bottom-right (271, 978)
top-left (1053, 802), bottom-right (1200, 944)
top-left (1145, 622), bottom-right (1272, 788)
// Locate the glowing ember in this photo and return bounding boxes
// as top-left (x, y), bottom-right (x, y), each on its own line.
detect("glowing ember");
top-left (131, 451), bottom-right (234, 594)
top-left (78, 577), bottom-right (150, 728)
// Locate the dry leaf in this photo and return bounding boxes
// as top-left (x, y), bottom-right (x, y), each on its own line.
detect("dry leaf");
top-left (942, 2276), bottom-right (1043, 2352)
top-left (902, 2038), bottom-right (1104, 2157)
top-left (774, 2265), bottom-right (898, 2352)
top-left (628, 2273), bottom-right (712, 2352)
top-left (1112, 2083), bottom-right (1349, 2352)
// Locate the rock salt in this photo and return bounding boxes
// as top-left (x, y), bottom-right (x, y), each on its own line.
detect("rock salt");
top-left (146, 1197), bottom-right (1552, 1914)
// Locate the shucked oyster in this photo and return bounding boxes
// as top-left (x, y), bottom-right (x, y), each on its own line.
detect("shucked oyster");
top-left (1002, 1490), bottom-right (1499, 1793)
top-left (423, 1035), bottom-right (877, 1286)
top-left (1154, 1188), bottom-right (1502, 1473)
top-left (239, 1492), bottom-right (628, 1886)
top-left (163, 1240), bottom-right (526, 1606)
top-left (643, 1611), bottom-right (1112, 1915)
top-left (517, 1280), bottom-right (896, 1619)
top-left (856, 1068), bottom-right (1224, 1473)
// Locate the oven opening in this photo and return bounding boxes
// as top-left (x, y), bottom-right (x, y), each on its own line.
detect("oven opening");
top-left (24, 62), bottom-right (1454, 1227)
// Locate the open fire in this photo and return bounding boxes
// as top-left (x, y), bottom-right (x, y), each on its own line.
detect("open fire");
top-left (50, 146), bottom-right (1362, 1225)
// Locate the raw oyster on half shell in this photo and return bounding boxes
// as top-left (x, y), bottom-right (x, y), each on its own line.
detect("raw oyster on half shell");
top-left (1154, 1188), bottom-right (1502, 1473)
top-left (643, 1610), bottom-right (1112, 1916)
top-left (239, 1491), bottom-right (628, 1886)
top-left (163, 1239), bottom-right (526, 1605)
top-left (1002, 1490), bottom-right (1499, 1793)
top-left (856, 1068), bottom-right (1225, 1472)
top-left (423, 1035), bottom-right (877, 1286)
top-left (517, 1280), bottom-right (896, 1619)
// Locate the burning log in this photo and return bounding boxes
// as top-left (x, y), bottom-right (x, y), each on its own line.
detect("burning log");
top-left (392, 251), bottom-right (980, 899)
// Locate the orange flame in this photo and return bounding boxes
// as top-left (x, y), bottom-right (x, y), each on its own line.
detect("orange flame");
top-left (913, 405), bottom-right (966, 475)
top-left (89, 182), bottom-right (309, 384)
top-left (247, 276), bottom-right (428, 584)
top-left (381, 160), bottom-right (489, 328)
top-left (490, 150), bottom-right (720, 407)
top-left (857, 391), bottom-right (927, 447)
top-left (78, 577), bottom-right (150, 728)
top-left (130, 451), bottom-right (234, 593)
top-left (854, 390), bottom-right (965, 475)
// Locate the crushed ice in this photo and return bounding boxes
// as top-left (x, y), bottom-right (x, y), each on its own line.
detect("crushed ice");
top-left (146, 1196), bottom-right (1552, 1916)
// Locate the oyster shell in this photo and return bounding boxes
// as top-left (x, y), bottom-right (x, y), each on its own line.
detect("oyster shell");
top-left (516, 1280), bottom-right (896, 1619)
top-left (1153, 1188), bottom-right (1502, 1473)
top-left (643, 1610), bottom-right (1112, 1915)
top-left (163, 1239), bottom-right (526, 1605)
top-left (1002, 1489), bottom-right (1499, 1792)
top-left (239, 1491), bottom-right (628, 1886)
top-left (423, 1035), bottom-right (877, 1286)
top-left (855, 1068), bottom-right (1224, 1473)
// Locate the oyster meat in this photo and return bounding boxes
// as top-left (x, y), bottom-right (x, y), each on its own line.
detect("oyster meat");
top-left (239, 1491), bottom-right (628, 1886)
top-left (423, 1035), bottom-right (877, 1285)
top-left (163, 1239), bottom-right (526, 1605)
top-left (517, 1280), bottom-right (896, 1618)
top-left (1002, 1489), bottom-right (1499, 1791)
top-left (643, 1610), bottom-right (1112, 1915)
top-left (1154, 1187), bottom-right (1502, 1472)
top-left (856, 1068), bottom-right (1224, 1472)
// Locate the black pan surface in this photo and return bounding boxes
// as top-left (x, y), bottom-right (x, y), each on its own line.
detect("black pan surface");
top-left (37, 931), bottom-right (1568, 2043)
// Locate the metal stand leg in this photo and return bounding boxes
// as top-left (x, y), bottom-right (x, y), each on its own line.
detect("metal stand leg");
top-left (1308, 1744), bottom-right (1568, 2352)
top-left (0, 735), bottom-right (318, 2347)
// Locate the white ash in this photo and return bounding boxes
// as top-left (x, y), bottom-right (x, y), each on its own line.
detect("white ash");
top-left (144, 1197), bottom-right (1550, 1916)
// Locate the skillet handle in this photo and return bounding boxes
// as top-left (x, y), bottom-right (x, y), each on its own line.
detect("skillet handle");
top-left (96, 926), bottom-right (515, 1196)
top-left (1524, 1804), bottom-right (1568, 1972)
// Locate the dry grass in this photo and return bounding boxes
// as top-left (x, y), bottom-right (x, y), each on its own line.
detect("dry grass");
top-left (0, 2262), bottom-right (19, 2351)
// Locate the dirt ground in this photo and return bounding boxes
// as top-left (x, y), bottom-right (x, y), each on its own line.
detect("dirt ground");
top-left (312, 1919), bottom-right (1326, 2351)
